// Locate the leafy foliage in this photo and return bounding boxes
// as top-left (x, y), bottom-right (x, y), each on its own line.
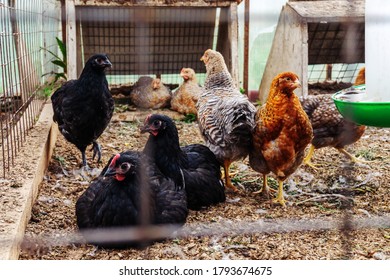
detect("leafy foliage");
top-left (41, 37), bottom-right (67, 83)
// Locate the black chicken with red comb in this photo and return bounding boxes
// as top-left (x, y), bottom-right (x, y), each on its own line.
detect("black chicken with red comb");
top-left (141, 114), bottom-right (226, 210)
top-left (75, 151), bottom-right (188, 248)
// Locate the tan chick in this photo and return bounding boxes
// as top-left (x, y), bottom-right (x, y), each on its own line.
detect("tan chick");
top-left (170, 68), bottom-right (201, 115)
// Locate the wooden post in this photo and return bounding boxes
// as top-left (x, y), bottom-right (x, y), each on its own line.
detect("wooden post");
top-left (66, 0), bottom-right (77, 79)
top-left (243, 0), bottom-right (249, 95)
top-left (228, 3), bottom-right (239, 88)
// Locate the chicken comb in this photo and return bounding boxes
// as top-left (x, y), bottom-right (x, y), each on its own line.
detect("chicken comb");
top-left (145, 114), bottom-right (152, 123)
top-left (109, 153), bottom-right (121, 168)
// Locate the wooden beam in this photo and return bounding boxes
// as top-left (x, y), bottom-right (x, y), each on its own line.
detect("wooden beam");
top-left (228, 2), bottom-right (239, 88)
top-left (243, 0), bottom-right (249, 95)
top-left (66, 0), bottom-right (77, 80)
top-left (74, 0), bottom-right (238, 7)
top-left (258, 4), bottom-right (308, 104)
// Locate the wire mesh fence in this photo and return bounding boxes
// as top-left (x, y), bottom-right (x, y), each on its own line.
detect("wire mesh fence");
top-left (0, 0), bottom-right (61, 178)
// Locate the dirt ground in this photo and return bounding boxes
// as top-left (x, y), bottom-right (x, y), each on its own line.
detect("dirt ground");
top-left (18, 101), bottom-right (390, 260)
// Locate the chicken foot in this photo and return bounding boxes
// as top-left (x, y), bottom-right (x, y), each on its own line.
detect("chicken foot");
top-left (253, 174), bottom-right (276, 196)
top-left (337, 148), bottom-right (372, 164)
top-left (91, 141), bottom-right (102, 163)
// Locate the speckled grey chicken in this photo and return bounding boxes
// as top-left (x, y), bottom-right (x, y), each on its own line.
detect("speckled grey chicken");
top-left (130, 76), bottom-right (172, 109)
top-left (197, 49), bottom-right (256, 192)
top-left (300, 66), bottom-right (366, 168)
top-left (51, 54), bottom-right (114, 167)
top-left (170, 68), bottom-right (202, 115)
top-left (76, 151), bottom-right (188, 248)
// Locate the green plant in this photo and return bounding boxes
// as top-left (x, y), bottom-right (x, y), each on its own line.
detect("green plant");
top-left (41, 37), bottom-right (67, 83)
top-left (182, 113), bottom-right (196, 123)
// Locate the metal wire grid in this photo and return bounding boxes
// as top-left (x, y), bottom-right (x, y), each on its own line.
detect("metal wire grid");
top-left (307, 63), bottom-right (365, 83)
top-left (77, 6), bottom-right (218, 85)
top-left (307, 20), bottom-right (365, 84)
top-left (0, 0), bottom-right (61, 178)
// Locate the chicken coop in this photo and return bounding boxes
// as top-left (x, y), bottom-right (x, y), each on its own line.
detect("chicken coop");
top-left (65, 0), bottom-right (242, 89)
top-left (258, 0), bottom-right (365, 103)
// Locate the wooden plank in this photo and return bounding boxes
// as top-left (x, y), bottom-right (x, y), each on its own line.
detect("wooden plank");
top-left (74, 0), bottom-right (240, 7)
top-left (258, 3), bottom-right (307, 104)
top-left (289, 0), bottom-right (365, 22)
top-left (66, 0), bottom-right (77, 80)
top-left (0, 103), bottom-right (57, 259)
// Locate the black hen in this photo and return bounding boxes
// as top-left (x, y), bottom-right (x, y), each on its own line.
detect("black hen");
top-left (141, 114), bottom-right (226, 210)
top-left (75, 151), bottom-right (188, 248)
top-left (51, 54), bottom-right (114, 167)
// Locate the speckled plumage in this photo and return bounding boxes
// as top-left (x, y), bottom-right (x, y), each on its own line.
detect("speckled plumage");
top-left (130, 76), bottom-right (172, 109)
top-left (299, 66), bottom-right (366, 166)
top-left (197, 49), bottom-right (256, 191)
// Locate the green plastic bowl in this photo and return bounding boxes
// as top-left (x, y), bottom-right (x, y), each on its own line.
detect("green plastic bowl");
top-left (332, 85), bottom-right (390, 127)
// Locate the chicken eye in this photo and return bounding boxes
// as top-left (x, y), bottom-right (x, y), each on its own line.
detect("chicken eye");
top-left (286, 77), bottom-right (291, 81)
top-left (96, 58), bottom-right (103, 64)
top-left (153, 120), bottom-right (161, 127)
top-left (120, 162), bottom-right (131, 171)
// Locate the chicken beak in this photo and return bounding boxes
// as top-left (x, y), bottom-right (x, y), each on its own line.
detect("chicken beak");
top-left (103, 59), bottom-right (112, 68)
top-left (103, 166), bottom-right (116, 177)
top-left (294, 80), bottom-right (301, 88)
top-left (103, 153), bottom-right (120, 177)
top-left (140, 123), bottom-right (150, 134)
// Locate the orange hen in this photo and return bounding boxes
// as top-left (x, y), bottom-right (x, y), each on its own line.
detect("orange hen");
top-left (249, 72), bottom-right (313, 206)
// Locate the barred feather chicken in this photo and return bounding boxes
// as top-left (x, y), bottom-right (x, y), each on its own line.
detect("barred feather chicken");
top-left (170, 68), bottom-right (201, 115)
top-left (141, 114), bottom-right (225, 210)
top-left (249, 72), bottom-right (313, 206)
top-left (51, 54), bottom-right (114, 167)
top-left (197, 49), bottom-right (256, 192)
top-left (76, 151), bottom-right (188, 248)
top-left (301, 66), bottom-right (366, 168)
top-left (130, 76), bottom-right (172, 109)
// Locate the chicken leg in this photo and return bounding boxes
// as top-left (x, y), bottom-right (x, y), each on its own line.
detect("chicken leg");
top-left (337, 148), bottom-right (371, 164)
top-left (223, 160), bottom-right (238, 192)
top-left (273, 180), bottom-right (286, 207)
top-left (80, 147), bottom-right (88, 167)
top-left (252, 174), bottom-right (277, 197)
top-left (303, 145), bottom-right (321, 169)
